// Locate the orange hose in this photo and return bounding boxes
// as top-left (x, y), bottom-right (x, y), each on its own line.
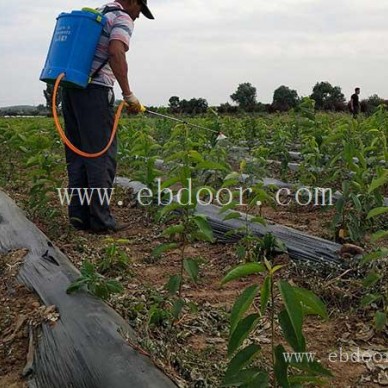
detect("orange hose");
top-left (52, 73), bottom-right (125, 158)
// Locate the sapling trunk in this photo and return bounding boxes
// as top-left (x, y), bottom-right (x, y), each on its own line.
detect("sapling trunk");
top-left (270, 274), bottom-right (275, 377)
top-left (178, 219), bottom-right (188, 298)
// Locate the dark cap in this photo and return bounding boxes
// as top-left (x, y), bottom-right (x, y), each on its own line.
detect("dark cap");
top-left (140, 0), bottom-right (154, 19)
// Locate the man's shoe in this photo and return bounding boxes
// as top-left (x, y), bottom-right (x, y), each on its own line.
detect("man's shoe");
top-left (112, 222), bottom-right (131, 232)
top-left (90, 222), bottom-right (131, 235)
top-left (71, 224), bottom-right (90, 231)
top-left (70, 220), bottom-right (91, 231)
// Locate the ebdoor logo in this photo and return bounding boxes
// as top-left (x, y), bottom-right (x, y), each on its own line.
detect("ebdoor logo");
top-left (282, 352), bottom-right (316, 363)
top-left (57, 188), bottom-right (115, 206)
top-left (329, 347), bottom-right (388, 364)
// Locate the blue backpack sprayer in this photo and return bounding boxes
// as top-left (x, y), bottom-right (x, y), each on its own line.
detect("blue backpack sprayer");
top-left (40, 8), bottom-right (108, 88)
top-left (40, 7), bottom-right (223, 158)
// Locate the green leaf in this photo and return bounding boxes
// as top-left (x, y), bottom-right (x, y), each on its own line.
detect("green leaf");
top-left (274, 345), bottom-right (290, 388)
top-left (271, 265), bottom-right (284, 275)
top-left (350, 193), bottom-right (362, 212)
top-left (148, 306), bottom-right (169, 326)
top-left (188, 150), bottom-right (204, 162)
top-left (260, 276), bottom-right (271, 316)
top-left (187, 301), bottom-right (198, 313)
top-left (290, 359), bottom-right (332, 377)
top-left (250, 216), bottom-right (266, 225)
top-left (370, 231), bottom-right (388, 243)
top-left (367, 207), bottom-right (388, 220)
top-left (335, 197), bottom-right (345, 216)
top-left (183, 258), bottom-right (199, 283)
top-left (362, 272), bottom-right (381, 288)
top-left (274, 236), bottom-right (286, 253)
top-left (222, 179), bottom-right (239, 188)
top-left (332, 213), bottom-right (341, 228)
top-left (221, 367), bottom-right (267, 387)
top-left (193, 215), bottom-right (214, 242)
top-left (360, 248), bottom-right (388, 265)
top-left (223, 344), bottom-right (261, 383)
top-left (220, 201), bottom-right (239, 214)
top-left (157, 202), bottom-right (182, 219)
top-left (278, 309), bottom-right (305, 352)
top-left (191, 230), bottom-right (211, 242)
top-left (293, 287), bottom-right (328, 320)
top-left (228, 314), bottom-right (260, 356)
top-left (162, 224), bottom-right (184, 237)
top-left (221, 263), bottom-right (266, 285)
top-left (224, 172), bottom-right (241, 181)
top-left (278, 281), bottom-right (305, 351)
top-left (116, 238), bottom-right (130, 244)
top-left (66, 278), bottom-right (88, 294)
top-left (160, 175), bottom-right (181, 190)
top-left (263, 258), bottom-right (272, 272)
top-left (17, 133), bottom-right (28, 142)
top-left (81, 261), bottom-right (95, 276)
top-left (172, 298), bottom-right (185, 320)
top-left (241, 372), bottom-right (269, 388)
top-left (92, 283), bottom-right (110, 300)
top-left (165, 151), bottom-right (186, 163)
top-left (197, 161), bottom-right (228, 170)
top-left (360, 294), bottom-right (382, 307)
top-left (236, 245), bottom-right (246, 260)
top-left (368, 171), bottom-right (388, 194)
top-left (374, 311), bottom-right (387, 332)
top-left (196, 185), bottom-right (216, 197)
top-left (230, 285), bottom-right (259, 334)
top-left (223, 212), bottom-right (242, 221)
top-left (165, 274), bottom-right (181, 295)
top-left (105, 280), bottom-right (124, 294)
top-left (26, 156), bottom-right (39, 166)
top-left (151, 243), bottom-right (178, 258)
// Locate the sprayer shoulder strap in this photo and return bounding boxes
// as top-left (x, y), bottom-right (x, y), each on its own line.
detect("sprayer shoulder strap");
top-left (101, 6), bottom-right (132, 17)
top-left (90, 6), bottom-right (131, 80)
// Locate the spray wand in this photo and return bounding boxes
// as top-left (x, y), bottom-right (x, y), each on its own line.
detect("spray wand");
top-left (52, 73), bottom-right (226, 159)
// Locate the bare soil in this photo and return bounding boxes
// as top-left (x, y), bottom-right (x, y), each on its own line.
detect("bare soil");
top-left (0, 250), bottom-right (38, 388)
top-left (1, 183), bottom-right (386, 387)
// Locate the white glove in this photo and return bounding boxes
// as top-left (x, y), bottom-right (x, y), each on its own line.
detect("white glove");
top-left (123, 92), bottom-right (143, 113)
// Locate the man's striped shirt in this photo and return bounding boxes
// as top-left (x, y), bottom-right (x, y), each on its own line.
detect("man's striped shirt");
top-left (90, 2), bottom-right (134, 88)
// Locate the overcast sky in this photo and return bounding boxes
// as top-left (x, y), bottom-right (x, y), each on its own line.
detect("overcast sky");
top-left (0, 0), bottom-right (387, 107)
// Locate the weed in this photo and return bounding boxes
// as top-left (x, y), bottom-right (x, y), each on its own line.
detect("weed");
top-left (67, 261), bottom-right (123, 301)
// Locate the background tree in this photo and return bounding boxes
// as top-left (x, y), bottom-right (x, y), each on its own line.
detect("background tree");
top-left (168, 96), bottom-right (208, 114)
top-left (310, 81), bottom-right (346, 111)
top-left (188, 98), bottom-right (208, 114)
top-left (230, 82), bottom-right (257, 111)
top-left (179, 98), bottom-right (208, 114)
top-left (44, 84), bottom-right (62, 116)
top-left (168, 96), bottom-right (180, 113)
top-left (361, 94), bottom-right (387, 115)
top-left (218, 102), bottom-right (239, 114)
top-left (272, 85), bottom-right (299, 112)
top-left (36, 104), bottom-right (48, 116)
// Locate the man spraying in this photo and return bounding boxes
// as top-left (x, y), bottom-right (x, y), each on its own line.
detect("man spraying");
top-left (350, 87), bottom-right (361, 119)
top-left (61, 0), bottom-right (154, 232)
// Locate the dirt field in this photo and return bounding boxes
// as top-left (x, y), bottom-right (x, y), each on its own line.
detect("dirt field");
top-left (0, 181), bottom-right (387, 387)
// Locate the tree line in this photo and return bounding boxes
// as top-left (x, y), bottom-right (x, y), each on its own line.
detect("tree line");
top-left (3, 82), bottom-right (385, 117)
top-left (0, 104), bottom-right (48, 117)
top-left (167, 82), bottom-right (387, 115)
